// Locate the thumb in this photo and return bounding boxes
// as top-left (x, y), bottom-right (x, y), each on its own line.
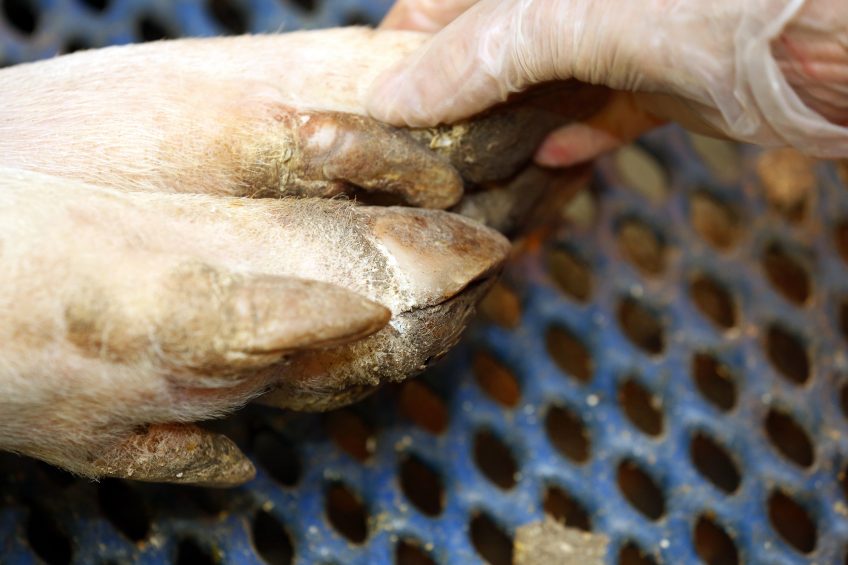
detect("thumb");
top-left (535, 92), bottom-right (666, 167)
top-left (368, 0), bottom-right (640, 127)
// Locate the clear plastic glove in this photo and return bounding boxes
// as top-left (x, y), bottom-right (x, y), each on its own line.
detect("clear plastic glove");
top-left (370, 0), bottom-right (848, 165)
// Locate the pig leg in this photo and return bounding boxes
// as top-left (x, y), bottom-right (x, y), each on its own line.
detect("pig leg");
top-left (0, 167), bottom-right (506, 484)
top-left (0, 31), bottom-right (460, 208)
top-left (0, 30), bottom-right (603, 206)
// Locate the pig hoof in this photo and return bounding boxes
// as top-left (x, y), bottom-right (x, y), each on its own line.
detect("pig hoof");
top-left (258, 205), bottom-right (509, 411)
top-left (453, 164), bottom-right (592, 235)
top-left (88, 424), bottom-right (255, 487)
top-left (243, 110), bottom-right (464, 209)
top-left (408, 82), bottom-right (609, 185)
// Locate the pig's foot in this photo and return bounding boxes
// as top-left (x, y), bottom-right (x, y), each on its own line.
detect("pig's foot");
top-left (0, 168), bottom-right (506, 484)
top-left (0, 32), bottom-right (464, 208)
top-left (0, 32), bottom-right (603, 211)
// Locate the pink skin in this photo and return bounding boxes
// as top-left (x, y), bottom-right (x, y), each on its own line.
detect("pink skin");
top-left (535, 123), bottom-right (623, 168)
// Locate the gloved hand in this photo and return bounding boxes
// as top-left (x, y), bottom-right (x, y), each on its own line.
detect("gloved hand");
top-left (370, 0), bottom-right (848, 166)
top-left (0, 29), bottom-right (522, 486)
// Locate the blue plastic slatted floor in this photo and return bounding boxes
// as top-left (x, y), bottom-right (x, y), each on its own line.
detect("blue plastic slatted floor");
top-left (2, 1), bottom-right (848, 564)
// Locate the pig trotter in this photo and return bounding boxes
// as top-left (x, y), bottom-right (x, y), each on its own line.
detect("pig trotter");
top-left (0, 171), bottom-right (507, 484)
